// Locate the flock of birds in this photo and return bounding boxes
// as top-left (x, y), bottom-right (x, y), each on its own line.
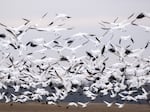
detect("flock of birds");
top-left (0, 12), bottom-right (150, 108)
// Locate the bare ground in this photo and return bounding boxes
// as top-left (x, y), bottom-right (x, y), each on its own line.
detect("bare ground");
top-left (0, 103), bottom-right (149, 112)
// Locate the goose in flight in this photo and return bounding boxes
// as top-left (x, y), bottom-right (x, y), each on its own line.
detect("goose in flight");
top-left (135, 88), bottom-right (149, 100)
top-left (26, 12), bottom-right (48, 28)
top-left (30, 25), bottom-right (73, 34)
top-left (103, 100), bottom-right (113, 107)
top-left (0, 19), bottom-right (30, 38)
top-left (100, 13), bottom-right (134, 36)
top-left (119, 35), bottom-right (134, 44)
top-left (119, 93), bottom-right (137, 102)
top-left (53, 13), bottom-right (71, 23)
top-left (115, 102), bottom-right (125, 108)
top-left (136, 12), bottom-right (150, 19)
top-left (77, 102), bottom-right (89, 108)
top-left (47, 101), bottom-right (57, 105)
top-left (0, 92), bottom-right (5, 100)
top-left (66, 102), bottom-right (78, 108)
top-left (132, 23), bottom-right (150, 32)
top-left (132, 12), bottom-right (150, 23)
top-left (0, 33), bottom-right (6, 38)
top-left (48, 13), bottom-right (71, 26)
top-left (71, 32), bottom-right (96, 43)
top-left (101, 13), bottom-right (134, 26)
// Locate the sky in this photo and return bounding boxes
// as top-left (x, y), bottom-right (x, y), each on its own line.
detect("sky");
top-left (0, 0), bottom-right (150, 26)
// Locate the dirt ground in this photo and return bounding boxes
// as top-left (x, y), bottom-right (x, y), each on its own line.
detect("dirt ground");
top-left (0, 103), bottom-right (149, 112)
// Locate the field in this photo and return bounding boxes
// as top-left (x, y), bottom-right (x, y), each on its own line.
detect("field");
top-left (0, 103), bottom-right (149, 112)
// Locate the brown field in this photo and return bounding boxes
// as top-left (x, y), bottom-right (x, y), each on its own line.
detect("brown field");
top-left (0, 103), bottom-right (149, 112)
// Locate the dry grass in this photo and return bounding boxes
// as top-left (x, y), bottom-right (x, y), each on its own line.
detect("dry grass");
top-left (0, 103), bottom-right (149, 112)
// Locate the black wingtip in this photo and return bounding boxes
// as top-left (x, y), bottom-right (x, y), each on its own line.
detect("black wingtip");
top-left (136, 13), bottom-right (145, 19)
top-left (48, 21), bottom-right (54, 26)
top-left (67, 16), bottom-right (71, 19)
top-left (22, 18), bottom-right (30, 25)
top-left (0, 22), bottom-right (7, 27)
top-left (128, 13), bottom-right (135, 19)
top-left (42, 12), bottom-right (48, 18)
top-left (131, 20), bottom-right (137, 26)
top-left (0, 33), bottom-right (6, 38)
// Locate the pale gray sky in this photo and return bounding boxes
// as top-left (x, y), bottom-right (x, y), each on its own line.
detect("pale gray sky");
top-left (0, 0), bottom-right (150, 26)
